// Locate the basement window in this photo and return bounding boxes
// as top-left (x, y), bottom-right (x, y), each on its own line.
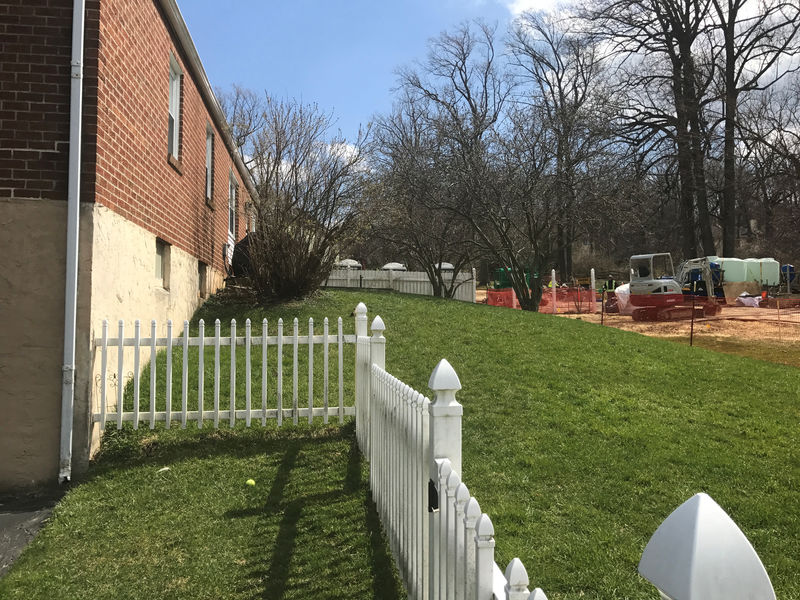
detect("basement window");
top-left (156, 239), bottom-right (171, 290)
top-left (198, 261), bottom-right (208, 298)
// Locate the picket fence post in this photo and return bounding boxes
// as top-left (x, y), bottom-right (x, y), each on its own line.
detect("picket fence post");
top-left (475, 513), bottom-right (496, 599)
top-left (428, 359), bottom-right (463, 600)
top-left (369, 315), bottom-right (385, 469)
top-left (590, 268), bottom-right (596, 314)
top-left (354, 302), bottom-right (368, 453)
top-left (428, 359), bottom-right (462, 476)
top-left (505, 558), bottom-right (531, 599)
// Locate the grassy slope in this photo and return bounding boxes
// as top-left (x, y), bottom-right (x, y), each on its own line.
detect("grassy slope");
top-left (2, 289), bottom-right (798, 599)
top-left (272, 290), bottom-right (795, 599)
top-left (358, 291), bottom-right (799, 600)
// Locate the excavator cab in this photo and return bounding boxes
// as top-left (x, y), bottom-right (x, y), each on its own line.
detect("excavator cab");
top-left (629, 253), bottom-right (684, 319)
top-left (631, 253), bottom-right (674, 281)
top-left (629, 253), bottom-right (722, 320)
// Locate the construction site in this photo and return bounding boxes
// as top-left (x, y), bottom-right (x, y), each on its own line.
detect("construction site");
top-left (482, 253), bottom-right (800, 368)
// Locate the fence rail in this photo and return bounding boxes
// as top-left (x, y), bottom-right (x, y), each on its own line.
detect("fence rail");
top-left (325, 268), bottom-right (476, 303)
top-left (93, 315), bottom-right (355, 431)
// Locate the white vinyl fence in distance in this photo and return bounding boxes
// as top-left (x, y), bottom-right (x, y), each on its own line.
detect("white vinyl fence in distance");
top-left (354, 304), bottom-right (547, 600)
top-left (93, 313), bottom-right (356, 430)
top-left (325, 268), bottom-right (477, 303)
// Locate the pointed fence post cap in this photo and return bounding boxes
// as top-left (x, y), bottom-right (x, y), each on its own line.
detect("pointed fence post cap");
top-left (638, 492), bottom-right (775, 600)
top-left (371, 315), bottom-right (385, 334)
top-left (505, 557), bottom-right (530, 589)
top-left (428, 358), bottom-right (462, 392)
top-left (466, 496), bottom-right (482, 522)
top-left (355, 302), bottom-right (367, 315)
top-left (476, 513), bottom-right (495, 538)
top-left (456, 482), bottom-right (470, 504)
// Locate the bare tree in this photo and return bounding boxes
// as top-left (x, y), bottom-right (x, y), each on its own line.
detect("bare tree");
top-left (588, 0), bottom-right (718, 259)
top-left (370, 94), bottom-right (477, 298)
top-left (509, 11), bottom-right (618, 276)
top-left (710, 0), bottom-right (800, 255)
top-left (216, 84), bottom-right (266, 166)
top-left (246, 96), bottom-right (369, 301)
top-left (396, 23), bottom-right (550, 306)
top-left (736, 81), bottom-right (800, 257)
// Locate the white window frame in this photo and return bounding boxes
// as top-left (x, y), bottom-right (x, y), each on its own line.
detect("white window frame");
top-left (168, 55), bottom-right (182, 158)
top-left (227, 174), bottom-right (238, 264)
top-left (205, 126), bottom-right (214, 202)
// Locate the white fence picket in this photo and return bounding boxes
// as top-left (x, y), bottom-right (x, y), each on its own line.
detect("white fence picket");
top-left (292, 318), bottom-right (299, 425)
top-left (323, 317), bottom-right (329, 424)
top-left (213, 319), bottom-right (220, 428)
top-left (308, 318), bottom-right (314, 424)
top-left (245, 319), bottom-right (252, 427)
top-left (149, 320), bottom-right (156, 429)
top-left (338, 316), bottom-right (344, 423)
top-left (181, 320), bottom-right (188, 428)
top-left (199, 319), bottom-right (205, 429)
top-left (100, 320), bottom-right (107, 430)
top-left (117, 320), bottom-right (124, 430)
top-left (277, 318), bottom-right (283, 427)
top-left (261, 318), bottom-right (268, 426)
top-left (133, 320), bottom-right (140, 429)
top-left (230, 319), bottom-right (236, 428)
top-left (166, 320), bottom-right (172, 428)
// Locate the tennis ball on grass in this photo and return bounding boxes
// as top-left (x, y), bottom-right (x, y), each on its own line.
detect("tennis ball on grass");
top-left (246, 478), bottom-right (255, 486)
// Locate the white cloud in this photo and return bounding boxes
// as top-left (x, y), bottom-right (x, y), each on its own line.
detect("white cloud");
top-left (502, 0), bottom-right (559, 16)
top-left (329, 141), bottom-right (359, 162)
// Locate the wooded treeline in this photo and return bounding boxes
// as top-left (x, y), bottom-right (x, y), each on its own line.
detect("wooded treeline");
top-left (365, 3), bottom-right (800, 307)
top-left (219, 1), bottom-right (800, 308)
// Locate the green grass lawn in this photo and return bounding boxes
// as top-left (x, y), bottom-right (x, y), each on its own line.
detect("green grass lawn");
top-left (2, 289), bottom-right (798, 599)
top-left (0, 424), bottom-right (402, 600)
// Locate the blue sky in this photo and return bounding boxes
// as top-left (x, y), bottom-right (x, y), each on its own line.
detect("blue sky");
top-left (179, 0), bottom-right (553, 143)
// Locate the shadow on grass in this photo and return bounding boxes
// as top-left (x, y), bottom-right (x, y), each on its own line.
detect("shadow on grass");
top-left (223, 427), bottom-right (402, 600)
top-left (96, 422), bottom-right (402, 600)
top-left (87, 421), bottom-right (352, 478)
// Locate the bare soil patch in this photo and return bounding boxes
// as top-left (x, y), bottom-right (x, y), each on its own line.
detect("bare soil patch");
top-left (567, 306), bottom-right (800, 343)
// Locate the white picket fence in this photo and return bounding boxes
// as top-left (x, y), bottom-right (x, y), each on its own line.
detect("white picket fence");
top-left (325, 268), bottom-right (477, 303)
top-left (93, 301), bottom-right (774, 600)
top-left (95, 303), bottom-right (544, 598)
top-left (93, 315), bottom-right (355, 430)
top-left (353, 303), bottom-right (547, 600)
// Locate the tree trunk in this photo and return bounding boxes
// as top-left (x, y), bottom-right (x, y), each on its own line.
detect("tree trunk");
top-left (689, 123), bottom-right (716, 256)
top-left (721, 43), bottom-right (738, 256)
top-left (675, 113), bottom-right (698, 259)
top-left (682, 48), bottom-right (715, 258)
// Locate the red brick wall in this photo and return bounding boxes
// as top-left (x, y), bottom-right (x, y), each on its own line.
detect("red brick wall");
top-left (94, 0), bottom-right (249, 272)
top-left (0, 1), bottom-right (73, 201)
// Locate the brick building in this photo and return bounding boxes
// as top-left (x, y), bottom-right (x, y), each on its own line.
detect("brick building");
top-left (0, 0), bottom-right (257, 491)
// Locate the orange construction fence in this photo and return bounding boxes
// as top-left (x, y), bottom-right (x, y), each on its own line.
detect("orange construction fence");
top-left (487, 287), bottom-right (597, 314)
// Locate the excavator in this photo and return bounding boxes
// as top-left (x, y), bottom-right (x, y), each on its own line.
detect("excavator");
top-left (629, 253), bottom-right (722, 321)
